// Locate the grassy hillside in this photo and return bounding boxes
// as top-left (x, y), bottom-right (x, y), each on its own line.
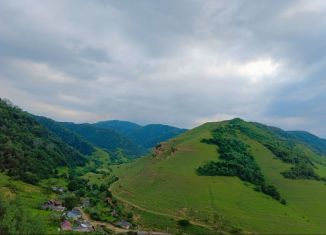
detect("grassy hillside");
top-left (0, 99), bottom-right (86, 184)
top-left (0, 172), bottom-right (59, 234)
top-left (111, 119), bottom-right (326, 234)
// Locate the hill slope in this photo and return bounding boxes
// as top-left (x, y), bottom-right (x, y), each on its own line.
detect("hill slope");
top-left (95, 121), bottom-right (187, 149)
top-left (289, 130), bottom-right (326, 155)
top-left (0, 99), bottom-right (85, 184)
top-left (61, 122), bottom-right (146, 158)
top-left (111, 119), bottom-right (326, 234)
top-left (33, 115), bottom-right (95, 156)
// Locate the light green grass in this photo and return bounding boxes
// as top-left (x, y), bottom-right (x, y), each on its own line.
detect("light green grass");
top-left (111, 122), bottom-right (326, 234)
top-left (0, 173), bottom-right (60, 234)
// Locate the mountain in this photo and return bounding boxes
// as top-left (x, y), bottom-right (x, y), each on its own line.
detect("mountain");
top-left (94, 120), bottom-right (187, 149)
top-left (288, 130), bottom-right (326, 155)
top-left (128, 124), bottom-right (187, 148)
top-left (95, 120), bottom-right (142, 135)
top-left (0, 99), bottom-right (86, 184)
top-left (33, 115), bottom-right (95, 156)
top-left (60, 122), bottom-right (147, 158)
top-left (111, 118), bottom-right (326, 234)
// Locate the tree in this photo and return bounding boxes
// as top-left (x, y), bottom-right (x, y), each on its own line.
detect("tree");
top-left (64, 195), bottom-right (79, 210)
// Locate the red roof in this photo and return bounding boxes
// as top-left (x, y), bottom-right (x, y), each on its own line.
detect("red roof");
top-left (61, 220), bottom-right (72, 231)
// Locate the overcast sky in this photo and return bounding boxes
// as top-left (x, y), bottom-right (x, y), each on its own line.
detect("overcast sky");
top-left (0, 0), bottom-right (325, 137)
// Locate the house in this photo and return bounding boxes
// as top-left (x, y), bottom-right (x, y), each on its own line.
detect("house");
top-left (72, 220), bottom-right (94, 232)
top-left (41, 200), bottom-right (65, 212)
top-left (51, 186), bottom-right (65, 194)
top-left (111, 209), bottom-right (118, 217)
top-left (60, 220), bottom-right (72, 231)
top-left (116, 220), bottom-right (132, 229)
top-left (66, 208), bottom-right (82, 220)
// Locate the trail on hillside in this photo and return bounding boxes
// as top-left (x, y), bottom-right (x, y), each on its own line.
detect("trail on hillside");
top-left (112, 191), bottom-right (213, 230)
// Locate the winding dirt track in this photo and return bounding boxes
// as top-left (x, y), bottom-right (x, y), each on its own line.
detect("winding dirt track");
top-left (111, 192), bottom-right (213, 230)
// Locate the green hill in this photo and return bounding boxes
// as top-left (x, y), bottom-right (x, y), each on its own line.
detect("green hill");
top-left (0, 99), bottom-right (86, 184)
top-left (111, 119), bottom-right (326, 234)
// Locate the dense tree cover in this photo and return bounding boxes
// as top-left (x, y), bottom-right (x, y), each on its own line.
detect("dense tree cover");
top-left (0, 99), bottom-right (86, 183)
top-left (198, 124), bottom-right (284, 202)
top-left (288, 131), bottom-right (326, 155)
top-left (33, 116), bottom-right (95, 156)
top-left (95, 121), bottom-right (187, 149)
top-left (0, 195), bottom-right (45, 235)
top-left (228, 118), bottom-right (322, 181)
top-left (281, 163), bottom-right (321, 180)
top-left (61, 122), bottom-right (147, 158)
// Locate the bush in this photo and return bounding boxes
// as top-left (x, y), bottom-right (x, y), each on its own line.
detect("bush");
top-left (64, 195), bottom-right (79, 210)
top-left (178, 219), bottom-right (190, 227)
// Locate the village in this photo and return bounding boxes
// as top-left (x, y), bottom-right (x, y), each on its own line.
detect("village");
top-left (41, 186), bottom-right (134, 234)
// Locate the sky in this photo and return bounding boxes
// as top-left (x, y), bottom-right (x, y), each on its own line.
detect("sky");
top-left (0, 0), bottom-right (325, 137)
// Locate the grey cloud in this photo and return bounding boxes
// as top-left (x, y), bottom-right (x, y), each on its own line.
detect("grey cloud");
top-left (0, 0), bottom-right (325, 137)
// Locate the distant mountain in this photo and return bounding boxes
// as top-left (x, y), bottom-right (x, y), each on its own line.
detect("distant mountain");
top-left (94, 120), bottom-right (187, 149)
top-left (252, 122), bottom-right (326, 156)
top-left (33, 115), bottom-right (95, 156)
top-left (288, 131), bottom-right (326, 155)
top-left (0, 99), bottom-right (86, 184)
top-left (95, 120), bottom-right (141, 135)
top-left (128, 124), bottom-right (187, 148)
top-left (61, 122), bottom-right (147, 158)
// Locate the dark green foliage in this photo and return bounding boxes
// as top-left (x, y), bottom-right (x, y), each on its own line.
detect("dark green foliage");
top-left (198, 123), bottom-right (284, 202)
top-left (127, 124), bottom-right (187, 149)
top-left (95, 121), bottom-right (187, 149)
top-left (68, 177), bottom-right (90, 197)
top-left (228, 119), bottom-right (323, 181)
top-left (178, 219), bottom-right (190, 227)
top-left (64, 195), bottom-right (80, 210)
top-left (0, 99), bottom-right (86, 183)
top-left (61, 122), bottom-right (147, 158)
top-left (95, 120), bottom-right (141, 135)
top-left (0, 195), bottom-right (46, 234)
top-left (33, 115), bottom-right (95, 155)
top-left (281, 163), bottom-right (320, 180)
top-left (288, 131), bottom-right (326, 155)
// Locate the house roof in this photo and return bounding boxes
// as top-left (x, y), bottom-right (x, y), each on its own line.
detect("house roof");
top-left (117, 220), bottom-right (132, 228)
top-left (61, 220), bottom-right (72, 230)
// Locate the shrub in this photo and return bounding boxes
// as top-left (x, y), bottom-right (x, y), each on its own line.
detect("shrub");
top-left (178, 219), bottom-right (190, 227)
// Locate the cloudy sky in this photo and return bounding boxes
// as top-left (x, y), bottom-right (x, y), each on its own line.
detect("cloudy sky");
top-left (0, 0), bottom-right (325, 137)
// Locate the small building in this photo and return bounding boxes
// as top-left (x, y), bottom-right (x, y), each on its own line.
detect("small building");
top-left (51, 186), bottom-right (65, 194)
top-left (60, 220), bottom-right (72, 231)
top-left (111, 209), bottom-right (118, 217)
top-left (41, 200), bottom-right (65, 212)
top-left (116, 220), bottom-right (132, 230)
top-left (72, 220), bottom-right (94, 232)
top-left (66, 208), bottom-right (82, 220)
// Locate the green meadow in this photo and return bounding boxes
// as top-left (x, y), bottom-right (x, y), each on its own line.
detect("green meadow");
top-left (111, 122), bottom-right (326, 234)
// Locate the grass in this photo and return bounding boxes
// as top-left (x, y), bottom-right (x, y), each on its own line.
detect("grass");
top-left (111, 122), bottom-right (326, 234)
top-left (0, 173), bottom-right (60, 234)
